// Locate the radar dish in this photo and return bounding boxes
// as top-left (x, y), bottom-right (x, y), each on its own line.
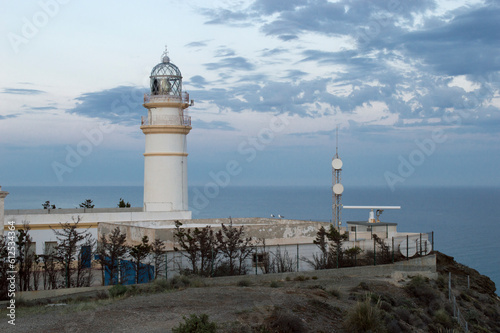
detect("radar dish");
top-left (332, 158), bottom-right (343, 170)
top-left (333, 183), bottom-right (344, 195)
top-left (399, 237), bottom-right (432, 257)
top-left (399, 238), bottom-right (416, 258)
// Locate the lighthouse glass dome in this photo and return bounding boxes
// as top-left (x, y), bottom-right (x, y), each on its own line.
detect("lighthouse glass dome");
top-left (150, 56), bottom-right (182, 97)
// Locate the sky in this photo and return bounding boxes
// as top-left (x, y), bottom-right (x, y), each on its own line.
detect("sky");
top-left (1, 0), bottom-right (499, 191)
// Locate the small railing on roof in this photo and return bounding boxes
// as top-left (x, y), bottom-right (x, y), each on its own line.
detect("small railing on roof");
top-left (141, 115), bottom-right (191, 126)
top-left (144, 92), bottom-right (190, 104)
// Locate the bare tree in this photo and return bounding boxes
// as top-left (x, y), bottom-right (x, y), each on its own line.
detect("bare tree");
top-left (41, 243), bottom-right (58, 290)
top-left (173, 221), bottom-right (219, 276)
top-left (0, 236), bottom-right (9, 299)
top-left (97, 227), bottom-right (127, 285)
top-left (216, 219), bottom-right (254, 276)
top-left (270, 245), bottom-right (296, 273)
top-left (16, 222), bottom-right (35, 291)
top-left (51, 216), bottom-right (94, 288)
top-left (150, 238), bottom-right (167, 279)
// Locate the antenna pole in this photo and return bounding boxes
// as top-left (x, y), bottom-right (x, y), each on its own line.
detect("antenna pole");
top-left (335, 126), bottom-right (339, 157)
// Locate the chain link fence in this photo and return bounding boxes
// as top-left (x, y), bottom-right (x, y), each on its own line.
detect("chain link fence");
top-left (158, 231), bottom-right (435, 278)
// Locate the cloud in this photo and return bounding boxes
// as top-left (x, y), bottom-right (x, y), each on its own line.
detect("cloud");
top-left (215, 47), bottom-right (236, 57)
top-left (69, 86), bottom-right (145, 125)
top-left (192, 120), bottom-right (235, 131)
top-left (260, 47), bottom-right (287, 57)
top-left (0, 114), bottom-right (19, 120)
top-left (2, 88), bottom-right (46, 95)
top-left (202, 8), bottom-right (254, 26)
top-left (188, 75), bottom-right (208, 89)
top-left (185, 40), bottom-right (210, 48)
top-left (30, 106), bottom-right (58, 111)
top-left (204, 56), bottom-right (255, 71)
top-left (399, 5), bottom-right (500, 76)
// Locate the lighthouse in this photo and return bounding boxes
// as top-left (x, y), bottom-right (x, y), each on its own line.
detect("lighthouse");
top-left (141, 48), bottom-right (192, 213)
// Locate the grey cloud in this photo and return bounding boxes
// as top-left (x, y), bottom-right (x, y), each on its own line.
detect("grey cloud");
top-left (70, 86), bottom-right (145, 125)
top-left (188, 75), bottom-right (208, 89)
top-left (204, 57), bottom-right (255, 71)
top-left (260, 48), bottom-right (287, 57)
top-left (215, 47), bottom-right (236, 57)
top-left (185, 40), bottom-right (210, 48)
top-left (0, 114), bottom-right (19, 120)
top-left (192, 120), bottom-right (235, 131)
top-left (2, 88), bottom-right (46, 95)
top-left (399, 5), bottom-right (500, 76)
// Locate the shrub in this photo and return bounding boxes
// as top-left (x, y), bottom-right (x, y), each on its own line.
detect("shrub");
top-left (264, 308), bottom-right (306, 333)
top-left (270, 281), bottom-right (280, 288)
top-left (433, 308), bottom-right (453, 329)
top-left (170, 275), bottom-right (191, 289)
top-left (405, 275), bottom-right (439, 306)
top-left (237, 279), bottom-right (251, 287)
top-left (327, 288), bottom-right (341, 299)
top-left (108, 284), bottom-right (128, 298)
top-left (293, 275), bottom-right (307, 281)
top-left (344, 299), bottom-right (386, 333)
top-left (95, 290), bottom-right (109, 300)
top-left (172, 314), bottom-right (217, 333)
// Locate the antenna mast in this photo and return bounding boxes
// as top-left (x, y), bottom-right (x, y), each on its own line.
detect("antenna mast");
top-left (332, 126), bottom-right (343, 230)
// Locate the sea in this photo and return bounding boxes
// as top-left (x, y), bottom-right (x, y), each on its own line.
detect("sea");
top-left (4, 185), bottom-right (500, 290)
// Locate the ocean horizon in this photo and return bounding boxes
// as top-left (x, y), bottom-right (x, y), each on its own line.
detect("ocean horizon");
top-left (3, 185), bottom-right (500, 290)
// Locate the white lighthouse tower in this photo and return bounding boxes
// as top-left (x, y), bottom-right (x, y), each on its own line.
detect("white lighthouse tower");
top-left (141, 48), bottom-right (192, 214)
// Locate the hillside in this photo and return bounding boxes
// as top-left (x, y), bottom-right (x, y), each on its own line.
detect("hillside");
top-left (1, 252), bottom-right (499, 333)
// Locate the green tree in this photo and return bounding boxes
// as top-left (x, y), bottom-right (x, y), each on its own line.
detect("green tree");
top-left (128, 236), bottom-right (151, 284)
top-left (97, 227), bottom-right (128, 285)
top-left (117, 198), bottom-right (131, 208)
top-left (79, 199), bottom-right (95, 209)
top-left (51, 216), bottom-right (94, 288)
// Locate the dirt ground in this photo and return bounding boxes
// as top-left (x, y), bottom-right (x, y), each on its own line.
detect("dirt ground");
top-left (1, 274), bottom-right (391, 333)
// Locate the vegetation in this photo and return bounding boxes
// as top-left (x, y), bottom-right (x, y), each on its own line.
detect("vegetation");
top-left (97, 227), bottom-right (128, 285)
top-left (42, 201), bottom-right (56, 209)
top-left (172, 314), bottom-right (217, 333)
top-left (51, 216), bottom-right (95, 288)
top-left (345, 298), bottom-right (386, 333)
top-left (79, 199), bottom-right (95, 209)
top-left (128, 236), bottom-right (151, 284)
top-left (117, 198), bottom-right (131, 208)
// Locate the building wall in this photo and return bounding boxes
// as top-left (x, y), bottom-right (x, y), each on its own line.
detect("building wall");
top-left (3, 209), bottom-right (191, 254)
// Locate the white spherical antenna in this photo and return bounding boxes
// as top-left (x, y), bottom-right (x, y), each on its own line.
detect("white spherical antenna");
top-left (332, 158), bottom-right (343, 170)
top-left (333, 183), bottom-right (344, 195)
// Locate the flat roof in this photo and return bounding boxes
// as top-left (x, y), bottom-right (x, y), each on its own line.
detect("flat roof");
top-left (346, 221), bottom-right (398, 227)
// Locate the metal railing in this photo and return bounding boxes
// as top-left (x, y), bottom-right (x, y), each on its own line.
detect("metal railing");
top-left (144, 92), bottom-right (190, 104)
top-left (141, 115), bottom-right (191, 126)
top-left (449, 272), bottom-right (469, 332)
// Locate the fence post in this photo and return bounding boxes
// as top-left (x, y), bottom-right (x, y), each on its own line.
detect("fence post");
top-left (165, 252), bottom-right (168, 279)
top-left (419, 233), bottom-right (422, 256)
top-left (392, 237), bottom-right (394, 263)
top-left (373, 238), bottom-right (376, 266)
top-left (296, 244), bottom-right (299, 272)
top-left (448, 272), bottom-right (451, 301)
top-left (431, 231), bottom-right (434, 252)
top-left (255, 247), bottom-right (258, 275)
top-left (406, 235), bottom-right (409, 260)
